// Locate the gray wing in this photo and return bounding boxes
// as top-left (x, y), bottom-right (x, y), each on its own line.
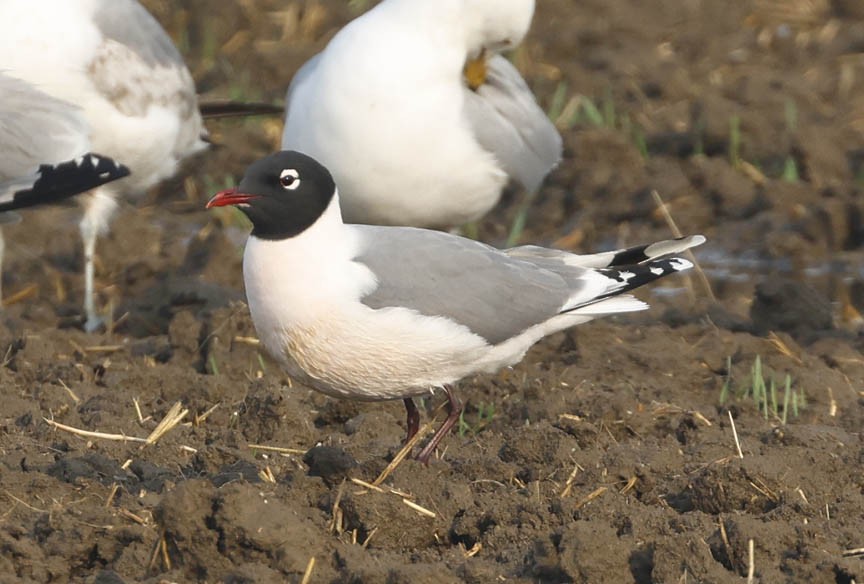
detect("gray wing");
top-left (0, 74), bottom-right (89, 180)
top-left (463, 54), bottom-right (562, 192)
top-left (0, 76), bottom-right (130, 213)
top-left (353, 226), bottom-right (580, 345)
top-left (89, 0), bottom-right (201, 141)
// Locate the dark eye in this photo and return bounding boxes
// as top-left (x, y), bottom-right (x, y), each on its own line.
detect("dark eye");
top-left (279, 168), bottom-right (300, 190)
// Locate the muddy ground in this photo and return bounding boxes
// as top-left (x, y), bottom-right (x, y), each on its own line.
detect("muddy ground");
top-left (1, 0), bottom-right (863, 582)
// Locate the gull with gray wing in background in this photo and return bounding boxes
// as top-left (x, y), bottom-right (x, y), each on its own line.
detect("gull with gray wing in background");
top-left (282, 0), bottom-right (562, 230)
top-left (0, 73), bottom-right (130, 305)
top-left (207, 151), bottom-right (705, 463)
top-left (0, 0), bottom-right (208, 331)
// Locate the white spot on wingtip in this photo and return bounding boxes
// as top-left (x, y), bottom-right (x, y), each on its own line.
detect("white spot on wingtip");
top-left (618, 271), bottom-right (635, 281)
top-left (75, 156), bottom-right (85, 167)
top-left (99, 172), bottom-right (110, 179)
top-left (650, 266), bottom-right (664, 275)
top-left (670, 258), bottom-right (693, 271)
top-left (89, 155), bottom-right (99, 167)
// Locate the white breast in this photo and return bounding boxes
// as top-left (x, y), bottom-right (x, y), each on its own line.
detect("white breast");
top-left (242, 197), bottom-right (492, 400)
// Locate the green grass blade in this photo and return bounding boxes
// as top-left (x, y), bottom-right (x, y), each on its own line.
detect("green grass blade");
top-left (782, 156), bottom-right (799, 182)
top-left (580, 96), bottom-right (605, 127)
top-left (506, 189), bottom-right (539, 246)
top-left (770, 377), bottom-right (778, 419)
top-left (547, 81), bottom-right (569, 123)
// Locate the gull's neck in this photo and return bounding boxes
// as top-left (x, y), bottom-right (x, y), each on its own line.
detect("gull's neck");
top-left (251, 189), bottom-right (349, 257)
top-left (243, 189), bottom-right (373, 327)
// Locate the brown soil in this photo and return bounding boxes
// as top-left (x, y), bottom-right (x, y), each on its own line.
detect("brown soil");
top-left (1, 1), bottom-right (863, 582)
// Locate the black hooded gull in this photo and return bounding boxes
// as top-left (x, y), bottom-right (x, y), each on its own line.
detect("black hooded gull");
top-left (207, 151), bottom-right (706, 463)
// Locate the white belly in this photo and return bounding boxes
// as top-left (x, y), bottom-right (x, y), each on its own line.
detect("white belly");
top-left (241, 211), bottom-right (492, 401)
top-left (260, 307), bottom-right (489, 401)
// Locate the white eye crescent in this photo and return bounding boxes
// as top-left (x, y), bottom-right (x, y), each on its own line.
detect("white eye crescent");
top-left (279, 168), bottom-right (300, 190)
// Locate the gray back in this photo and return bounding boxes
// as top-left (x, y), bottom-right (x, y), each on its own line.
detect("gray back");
top-left (354, 226), bottom-right (580, 344)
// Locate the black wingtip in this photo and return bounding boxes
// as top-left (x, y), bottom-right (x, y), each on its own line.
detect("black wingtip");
top-left (606, 236), bottom-right (705, 267)
top-left (597, 257), bottom-right (694, 298)
top-left (198, 100), bottom-right (284, 119)
top-left (0, 153), bottom-right (130, 214)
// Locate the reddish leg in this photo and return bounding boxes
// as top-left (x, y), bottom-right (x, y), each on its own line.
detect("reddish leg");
top-left (403, 398), bottom-right (420, 443)
top-left (415, 386), bottom-right (462, 464)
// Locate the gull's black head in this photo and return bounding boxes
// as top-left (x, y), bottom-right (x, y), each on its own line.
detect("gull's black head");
top-left (207, 150), bottom-right (336, 240)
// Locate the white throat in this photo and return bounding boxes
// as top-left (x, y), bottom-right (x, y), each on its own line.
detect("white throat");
top-left (242, 189), bottom-right (373, 328)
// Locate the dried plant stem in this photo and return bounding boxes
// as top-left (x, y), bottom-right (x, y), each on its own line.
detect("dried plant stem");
top-left (248, 444), bottom-right (307, 455)
top-left (3, 284), bottom-right (39, 306)
top-left (133, 397), bottom-right (146, 424)
top-left (373, 420), bottom-right (434, 486)
top-left (300, 557), bottom-right (315, 584)
top-left (104, 483), bottom-right (119, 508)
top-left (145, 402), bottom-right (188, 445)
top-left (57, 379), bottom-right (81, 404)
top-left (44, 401), bottom-right (188, 446)
top-left (402, 498), bottom-right (436, 518)
top-left (728, 411), bottom-right (744, 458)
top-left (329, 480), bottom-right (346, 534)
top-left (747, 539), bottom-right (755, 583)
top-left (44, 418), bottom-right (147, 443)
top-left (560, 461), bottom-right (584, 498)
top-left (574, 486), bottom-right (607, 510)
top-left (651, 189), bottom-right (715, 301)
top-left (350, 477), bottom-right (385, 493)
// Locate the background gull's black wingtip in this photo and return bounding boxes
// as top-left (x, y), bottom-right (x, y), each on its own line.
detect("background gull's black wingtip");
top-left (0, 153), bottom-right (131, 214)
top-left (198, 100), bottom-right (284, 119)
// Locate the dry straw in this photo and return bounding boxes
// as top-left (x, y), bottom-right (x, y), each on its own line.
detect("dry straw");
top-left (651, 189), bottom-right (715, 302)
top-left (728, 411), bottom-right (744, 458)
top-left (44, 400), bottom-right (191, 448)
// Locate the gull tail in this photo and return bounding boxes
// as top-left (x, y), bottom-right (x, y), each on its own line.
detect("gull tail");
top-left (506, 235), bottom-right (705, 269)
top-left (0, 153), bottom-right (130, 215)
top-left (566, 235), bottom-right (706, 269)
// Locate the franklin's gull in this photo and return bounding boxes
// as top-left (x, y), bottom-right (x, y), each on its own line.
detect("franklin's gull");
top-left (207, 151), bottom-right (705, 462)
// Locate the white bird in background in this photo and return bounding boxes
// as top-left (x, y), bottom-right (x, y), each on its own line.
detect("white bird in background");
top-left (282, 0), bottom-right (562, 230)
top-left (207, 151), bottom-right (705, 462)
top-left (0, 73), bottom-right (130, 304)
top-left (0, 0), bottom-right (207, 331)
